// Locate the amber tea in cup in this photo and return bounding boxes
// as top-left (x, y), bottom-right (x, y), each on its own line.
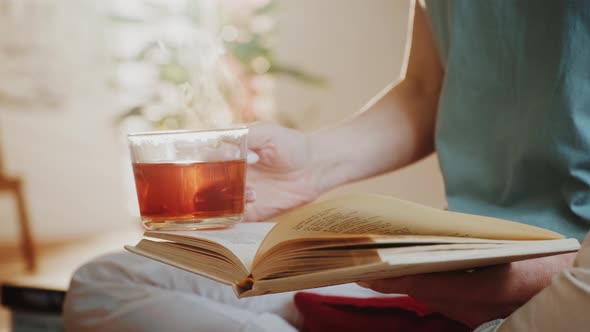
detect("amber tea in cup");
top-left (128, 128), bottom-right (248, 230)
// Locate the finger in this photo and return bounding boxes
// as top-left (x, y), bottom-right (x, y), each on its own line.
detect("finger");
top-left (245, 187), bottom-right (256, 203)
top-left (243, 201), bottom-right (279, 223)
top-left (243, 204), bottom-right (260, 222)
top-left (359, 271), bottom-right (474, 295)
top-left (247, 150), bottom-right (260, 164)
top-left (361, 265), bottom-right (510, 298)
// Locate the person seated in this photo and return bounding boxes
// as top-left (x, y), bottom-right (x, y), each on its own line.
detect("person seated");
top-left (65, 0), bottom-right (590, 330)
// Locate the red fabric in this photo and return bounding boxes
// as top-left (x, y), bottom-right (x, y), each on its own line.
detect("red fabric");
top-left (294, 292), bottom-right (469, 332)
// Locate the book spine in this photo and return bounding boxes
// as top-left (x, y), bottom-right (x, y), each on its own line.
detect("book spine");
top-left (1, 284), bottom-right (65, 314)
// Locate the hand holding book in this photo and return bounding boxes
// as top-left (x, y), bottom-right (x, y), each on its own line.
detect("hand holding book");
top-left (126, 194), bottom-right (579, 298)
top-left (358, 251), bottom-right (577, 328)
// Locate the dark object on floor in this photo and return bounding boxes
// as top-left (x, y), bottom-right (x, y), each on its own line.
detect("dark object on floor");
top-left (1, 284), bottom-right (65, 332)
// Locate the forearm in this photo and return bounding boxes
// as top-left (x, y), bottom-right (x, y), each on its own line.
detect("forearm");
top-left (307, 3), bottom-right (443, 194)
top-left (309, 78), bottom-right (440, 193)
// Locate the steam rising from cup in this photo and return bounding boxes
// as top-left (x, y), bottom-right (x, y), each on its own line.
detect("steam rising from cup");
top-left (159, 29), bottom-right (241, 130)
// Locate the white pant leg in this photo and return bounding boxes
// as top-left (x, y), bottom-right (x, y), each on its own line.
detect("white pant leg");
top-left (63, 252), bottom-right (297, 332)
top-left (64, 251), bottom-right (388, 331)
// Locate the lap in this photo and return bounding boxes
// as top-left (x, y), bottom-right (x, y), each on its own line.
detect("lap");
top-left (63, 251), bottom-right (384, 331)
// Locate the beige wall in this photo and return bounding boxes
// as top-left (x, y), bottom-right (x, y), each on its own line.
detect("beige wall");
top-left (275, 0), bottom-right (446, 207)
top-left (0, 2), bottom-right (136, 244)
top-left (0, 0), bottom-right (445, 245)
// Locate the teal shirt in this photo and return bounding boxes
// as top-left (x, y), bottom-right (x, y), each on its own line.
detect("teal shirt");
top-left (426, 0), bottom-right (590, 240)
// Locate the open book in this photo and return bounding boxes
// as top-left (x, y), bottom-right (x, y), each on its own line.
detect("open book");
top-left (125, 194), bottom-right (580, 298)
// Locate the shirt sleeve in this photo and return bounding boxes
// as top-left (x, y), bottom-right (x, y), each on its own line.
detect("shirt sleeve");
top-left (475, 232), bottom-right (590, 332)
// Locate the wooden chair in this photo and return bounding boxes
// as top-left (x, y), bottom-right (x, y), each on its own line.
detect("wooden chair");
top-left (0, 142), bottom-right (36, 272)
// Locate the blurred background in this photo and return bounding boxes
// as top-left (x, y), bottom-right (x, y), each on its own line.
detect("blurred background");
top-left (0, 0), bottom-right (443, 326)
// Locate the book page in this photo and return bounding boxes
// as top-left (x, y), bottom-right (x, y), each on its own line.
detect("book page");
top-left (255, 194), bottom-right (563, 259)
top-left (146, 222), bottom-right (275, 270)
top-left (241, 238), bottom-right (579, 297)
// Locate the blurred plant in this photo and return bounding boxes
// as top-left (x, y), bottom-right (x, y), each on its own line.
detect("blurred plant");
top-left (112, 0), bottom-right (326, 130)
